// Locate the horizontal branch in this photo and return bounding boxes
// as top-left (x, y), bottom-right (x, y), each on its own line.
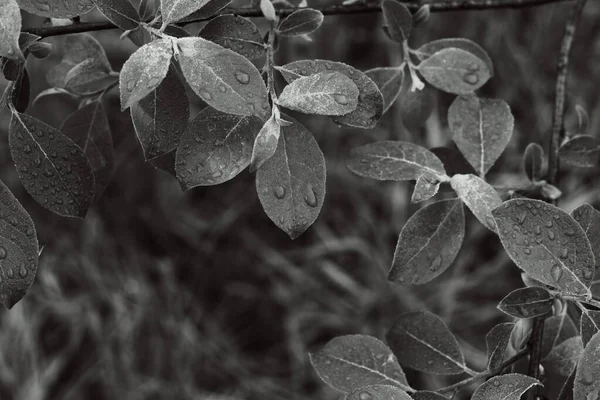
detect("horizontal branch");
top-left (23, 0), bottom-right (572, 38)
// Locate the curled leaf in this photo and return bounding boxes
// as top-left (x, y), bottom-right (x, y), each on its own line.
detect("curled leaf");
top-left (523, 143), bottom-right (545, 182)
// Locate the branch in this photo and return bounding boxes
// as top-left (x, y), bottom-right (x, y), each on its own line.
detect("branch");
top-left (22, 0), bottom-right (572, 38)
top-left (525, 315), bottom-right (545, 400)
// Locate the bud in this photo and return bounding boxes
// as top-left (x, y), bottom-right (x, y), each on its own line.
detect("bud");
top-left (413, 5), bottom-right (430, 27)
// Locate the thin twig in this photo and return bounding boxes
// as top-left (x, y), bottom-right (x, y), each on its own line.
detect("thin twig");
top-left (22, 0), bottom-right (572, 38)
top-left (526, 315), bottom-right (546, 400)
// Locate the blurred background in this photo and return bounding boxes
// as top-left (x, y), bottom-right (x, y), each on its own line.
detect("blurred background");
top-left (1, 0), bottom-right (600, 399)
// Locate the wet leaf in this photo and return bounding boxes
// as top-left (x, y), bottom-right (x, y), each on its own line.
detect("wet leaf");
top-left (485, 322), bottom-right (514, 371)
top-left (411, 173), bottom-right (439, 203)
top-left (138, 0), bottom-right (158, 20)
top-left (64, 58), bottom-right (113, 94)
top-left (416, 38), bottom-right (494, 76)
top-left (543, 336), bottom-right (583, 377)
top-left (580, 311), bottom-right (600, 347)
top-left (309, 334), bottom-right (411, 393)
top-left (399, 83), bottom-right (435, 133)
top-left (347, 141), bottom-right (445, 181)
top-left (386, 310), bottom-right (467, 375)
top-left (450, 173), bottom-right (501, 232)
top-left (559, 135), bottom-right (600, 168)
top-left (365, 67), bottom-right (403, 114)
top-left (471, 374), bottom-right (541, 400)
top-left (448, 95), bottom-right (514, 177)
top-left (382, 0), bottom-right (412, 41)
top-left (574, 331), bottom-right (600, 400)
top-left (347, 384), bottom-right (412, 400)
top-left (255, 116), bottom-right (325, 239)
top-left (571, 204), bottom-right (600, 278)
top-left (541, 314), bottom-right (578, 359)
top-left (249, 112), bottom-right (281, 172)
top-left (497, 286), bottom-right (553, 319)
top-left (277, 9), bottom-right (324, 36)
top-left (91, 0), bottom-right (140, 30)
top-left (9, 113), bottom-right (95, 218)
top-left (523, 143), bottom-right (544, 182)
top-left (182, 0), bottom-right (232, 21)
top-left (17, 0), bottom-right (94, 17)
top-left (161, 0), bottom-right (211, 24)
top-left (492, 199), bottom-right (595, 298)
top-left (199, 15), bottom-right (265, 60)
top-left (412, 391), bottom-right (448, 400)
top-left (278, 71), bottom-right (359, 116)
top-left (29, 41), bottom-right (53, 59)
top-left (0, 0), bottom-right (23, 61)
top-left (0, 179), bottom-right (39, 309)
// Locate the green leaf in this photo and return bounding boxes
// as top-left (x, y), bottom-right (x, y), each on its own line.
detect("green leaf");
top-left (119, 38), bottom-right (173, 110)
top-left (177, 37), bottom-right (269, 120)
top-left (416, 38), bottom-right (494, 76)
top-left (412, 391), bottom-right (448, 400)
top-left (161, 0), bottom-right (211, 24)
top-left (91, 0), bottom-right (140, 30)
top-left (450, 173), bottom-right (502, 232)
top-left (580, 311), bottom-right (600, 347)
top-left (347, 141), bottom-right (446, 181)
top-left (29, 41), bottom-right (53, 59)
top-left (399, 83), bottom-right (435, 133)
top-left (364, 67), bottom-right (404, 114)
top-left (347, 385), bottom-right (412, 400)
top-left (523, 143), bottom-right (544, 182)
top-left (497, 287), bottom-right (553, 319)
top-left (574, 331), bottom-right (600, 400)
top-left (492, 199), bottom-right (595, 298)
top-left (571, 204), bottom-right (600, 279)
top-left (249, 112), bottom-right (281, 172)
top-left (199, 15), bottom-right (265, 60)
top-left (386, 310), bottom-right (467, 375)
top-left (448, 95), bottom-right (514, 177)
top-left (382, 0), bottom-right (412, 41)
top-left (278, 71), bottom-right (359, 116)
top-left (0, 0), bottom-right (23, 61)
top-left (64, 59), bottom-right (114, 94)
top-left (309, 334), bottom-right (411, 394)
top-left (131, 66), bottom-right (189, 160)
top-left (276, 59), bottom-right (383, 129)
top-left (0, 179), bottom-right (39, 309)
top-left (411, 173), bottom-right (439, 203)
top-left (417, 48), bottom-right (491, 95)
top-left (176, 107), bottom-right (263, 188)
top-left (17, 0), bottom-right (94, 17)
top-left (11, 67), bottom-right (30, 113)
top-left (558, 134), bottom-right (600, 168)
top-left (259, 0), bottom-right (276, 21)
top-left (543, 336), bottom-right (583, 377)
top-left (59, 101), bottom-right (114, 202)
top-left (277, 9), bottom-right (324, 36)
top-left (9, 113), bottom-right (95, 219)
top-left (389, 199), bottom-right (464, 285)
top-left (471, 374), bottom-right (541, 400)
top-left (255, 116), bottom-right (325, 239)
top-left (138, 0), bottom-right (158, 20)
top-left (541, 314), bottom-right (578, 359)
top-left (485, 322), bottom-right (514, 371)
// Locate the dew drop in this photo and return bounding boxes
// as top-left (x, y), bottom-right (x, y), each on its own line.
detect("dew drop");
top-left (235, 71), bottom-right (250, 84)
top-left (463, 73), bottom-right (479, 85)
top-left (548, 231), bottom-right (555, 240)
top-left (19, 265), bottom-right (28, 278)
top-left (359, 392), bottom-right (373, 400)
top-left (493, 379), bottom-right (501, 387)
top-left (199, 89), bottom-right (212, 100)
top-left (218, 85), bottom-right (227, 93)
top-left (584, 269), bottom-right (594, 280)
top-left (127, 79), bottom-right (136, 91)
top-left (0, 247), bottom-right (6, 259)
top-left (551, 264), bottom-right (563, 283)
top-left (334, 94), bottom-right (349, 105)
top-left (560, 247), bottom-right (568, 259)
top-left (468, 62), bottom-right (480, 72)
top-left (429, 255), bottom-right (442, 272)
top-left (273, 185), bottom-right (286, 199)
top-left (6, 267), bottom-right (14, 279)
top-left (304, 185), bottom-right (317, 207)
top-left (413, 192), bottom-right (422, 202)
top-left (523, 248), bottom-right (531, 255)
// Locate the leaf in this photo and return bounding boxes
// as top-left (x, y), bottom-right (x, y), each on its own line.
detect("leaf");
top-left (558, 369), bottom-right (576, 400)
top-left (448, 95), bottom-right (514, 177)
top-left (412, 391), bottom-right (448, 400)
top-left (138, 0), bottom-right (158, 20)
top-left (276, 59), bottom-right (383, 129)
top-left (450, 173), bottom-right (502, 232)
top-left (250, 112), bottom-right (281, 172)
top-left (471, 374), bottom-right (541, 400)
top-left (161, 0), bottom-right (211, 24)
top-left (541, 314), bottom-right (578, 359)
top-left (580, 311), bottom-right (600, 347)
top-left (382, 0), bottom-right (412, 41)
top-left (416, 38), bottom-right (494, 76)
top-left (576, 104), bottom-right (589, 134)
top-left (11, 67), bottom-right (30, 113)
top-left (59, 101), bottom-right (114, 202)
top-left (571, 204), bottom-right (600, 278)
top-left (199, 15), bottom-right (265, 60)
top-left (492, 199), bottom-right (595, 298)
top-left (64, 58), bottom-right (114, 94)
top-left (574, 331), bottom-right (600, 400)
top-left (0, 179), bottom-right (39, 309)
top-left (497, 287), bottom-right (553, 319)
top-left (309, 334), bottom-right (411, 393)
top-left (364, 67), bottom-right (403, 114)
top-left (347, 385), bottom-right (412, 400)
top-left (278, 71), bottom-right (359, 116)
top-left (485, 322), bottom-right (514, 371)
top-left (29, 41), bottom-right (53, 59)
top-left (91, 0), bottom-right (140, 30)
top-left (130, 66), bottom-right (189, 160)
top-left (388, 199), bottom-right (464, 285)
top-left (149, 151), bottom-right (176, 177)
top-left (347, 141), bottom-right (446, 181)
top-left (399, 83), bottom-right (435, 133)
top-left (176, 107), bottom-right (263, 188)
top-left (277, 9), bottom-right (324, 36)
top-left (9, 113), bottom-right (95, 218)
top-left (177, 37), bottom-right (269, 120)
top-left (119, 38), bottom-right (172, 110)
top-left (417, 48), bottom-right (491, 95)
top-left (411, 174), bottom-right (439, 203)
top-left (523, 143), bottom-right (544, 182)
top-left (17, 0), bottom-right (94, 17)
top-left (260, 0), bottom-right (276, 21)
top-left (181, 0), bottom-right (231, 22)
top-left (255, 116), bottom-right (325, 239)
top-left (0, 0), bottom-right (23, 60)
top-left (559, 135), bottom-right (600, 168)
top-left (386, 310), bottom-right (467, 375)
top-left (543, 336), bottom-right (583, 377)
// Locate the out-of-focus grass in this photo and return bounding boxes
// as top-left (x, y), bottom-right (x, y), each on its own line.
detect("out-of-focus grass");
top-left (1, 1), bottom-right (600, 399)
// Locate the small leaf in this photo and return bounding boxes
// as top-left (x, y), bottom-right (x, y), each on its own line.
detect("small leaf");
top-left (448, 95), bottom-right (514, 177)
top-left (580, 311), bottom-right (600, 347)
top-left (382, 0), bottom-right (412, 41)
top-left (485, 322), bottom-right (514, 371)
top-left (576, 104), bottom-right (589, 134)
top-left (388, 199), bottom-right (464, 285)
top-left (161, 0), bottom-right (211, 24)
top-left (347, 385), bottom-right (412, 400)
top-left (347, 141), bottom-right (446, 181)
top-left (386, 310), bottom-right (467, 375)
top-left (543, 336), bottom-right (583, 377)
top-left (0, 0), bottom-right (23, 61)
top-left (540, 182), bottom-right (562, 200)
top-left (278, 71), bottom-right (359, 116)
top-left (450, 173), bottom-right (502, 232)
top-left (471, 374), bottom-right (541, 400)
top-left (574, 331), bottom-right (600, 400)
top-left (559, 134), bottom-right (600, 168)
top-left (17, 0), bottom-right (94, 17)
top-left (523, 142), bottom-right (545, 182)
top-left (418, 48), bottom-right (491, 95)
top-left (412, 4), bottom-right (430, 26)
top-left (309, 334), bottom-right (411, 394)
top-left (492, 199), bottom-right (595, 298)
top-left (64, 58), bottom-right (113, 93)
top-left (199, 15), bottom-right (265, 60)
top-left (260, 0), bottom-right (277, 21)
top-left (365, 67), bottom-right (404, 114)
top-left (29, 41), bottom-right (53, 59)
top-left (417, 38), bottom-right (494, 76)
top-left (497, 287), bottom-right (553, 319)
top-left (572, 204), bottom-right (600, 278)
top-left (9, 113), bottom-right (95, 218)
top-left (0, 179), bottom-right (39, 309)
top-left (399, 82), bottom-right (435, 133)
top-left (256, 116), bottom-right (325, 239)
top-left (411, 174), bottom-right (439, 203)
top-left (177, 37), bottom-right (269, 120)
top-left (91, 0), bottom-right (140, 30)
top-left (250, 112), bottom-right (281, 172)
top-left (277, 9), bottom-right (324, 36)
top-left (541, 314), bottom-right (579, 359)
top-left (412, 391), bottom-right (448, 400)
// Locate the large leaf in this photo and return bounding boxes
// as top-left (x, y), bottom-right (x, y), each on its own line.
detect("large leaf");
top-left (255, 116), bottom-right (325, 239)
top-left (0, 179), bottom-right (39, 309)
top-left (558, 135), bottom-right (600, 168)
top-left (0, 0), bottom-right (23, 60)
top-left (17, 0), bottom-right (94, 17)
top-left (471, 374), bottom-right (541, 400)
top-left (485, 322), bottom-right (514, 371)
top-left (543, 336), bottom-right (583, 377)
top-left (448, 95), bottom-right (514, 177)
top-left (277, 9), bottom-right (324, 37)
top-left (574, 331), bottom-right (600, 400)
top-left (571, 204), bottom-right (600, 278)
top-left (382, 0), bottom-right (412, 41)
top-left (309, 334), bottom-right (411, 393)
top-left (492, 199), bottom-right (595, 298)
top-left (450, 173), bottom-right (502, 232)
top-left (347, 385), bottom-right (412, 400)
top-left (177, 37), bottom-right (269, 120)
top-left (277, 59), bottom-right (383, 129)
top-left (365, 67), bottom-right (404, 114)
top-left (388, 199), bottom-right (464, 285)
top-left (416, 38), bottom-right (494, 76)
top-left (130, 66), bottom-right (189, 160)
top-left (581, 311), bottom-right (600, 347)
top-left (9, 113), bottom-right (95, 218)
top-left (523, 142), bottom-right (544, 182)
top-left (199, 15), bottom-right (265, 60)
top-left (176, 107), bottom-right (263, 188)
top-left (497, 286), bottom-right (553, 319)
top-left (386, 310), bottom-right (467, 375)
top-left (347, 141), bottom-right (445, 181)
top-left (161, 0), bottom-right (211, 24)
top-left (91, 0), bottom-right (140, 30)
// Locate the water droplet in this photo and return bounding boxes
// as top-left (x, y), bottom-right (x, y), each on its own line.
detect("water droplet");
top-left (560, 247), bottom-right (568, 259)
top-left (304, 185), bottom-right (317, 207)
top-left (551, 264), bottom-right (563, 283)
top-left (199, 89), bottom-right (212, 100)
top-left (19, 265), bottom-right (27, 278)
top-left (430, 255), bottom-right (442, 271)
top-left (127, 79), bottom-right (136, 91)
top-left (485, 216), bottom-right (496, 230)
top-left (517, 211), bottom-right (527, 224)
top-left (463, 73), bottom-right (479, 85)
top-left (548, 231), bottom-right (555, 240)
top-left (6, 267), bottom-right (14, 279)
top-left (523, 248), bottom-right (531, 255)
top-left (359, 392), bottom-right (373, 400)
top-left (0, 247), bottom-right (6, 259)
top-left (235, 71), bottom-right (250, 84)
top-left (584, 269), bottom-right (594, 280)
top-left (468, 62), bottom-right (480, 72)
top-left (273, 185), bottom-right (286, 199)
top-left (413, 192), bottom-right (422, 202)
top-left (218, 85), bottom-right (227, 93)
top-left (534, 225), bottom-right (541, 235)
top-left (427, 359), bottom-right (434, 365)
top-left (334, 94), bottom-right (349, 105)
top-left (493, 379), bottom-right (501, 387)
